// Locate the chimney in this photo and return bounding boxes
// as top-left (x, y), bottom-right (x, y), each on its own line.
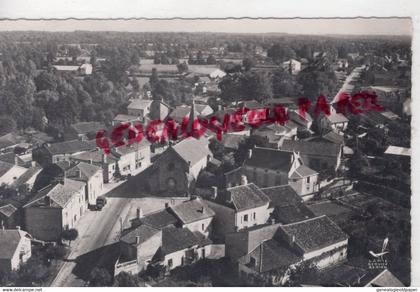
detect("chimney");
top-left (14, 155), bottom-right (19, 166)
top-left (102, 151), bottom-right (107, 164)
top-left (248, 149), bottom-right (253, 159)
top-left (211, 186), bottom-right (218, 199)
top-left (226, 191), bottom-right (232, 203)
top-left (44, 196), bottom-right (51, 206)
top-left (271, 218), bottom-right (276, 225)
top-left (165, 202), bottom-right (169, 209)
top-left (16, 226), bottom-right (21, 230)
top-left (241, 175), bottom-right (248, 186)
top-left (199, 206), bottom-right (204, 213)
top-left (291, 235), bottom-right (295, 243)
top-left (135, 236), bottom-right (140, 245)
top-left (136, 207), bottom-right (143, 219)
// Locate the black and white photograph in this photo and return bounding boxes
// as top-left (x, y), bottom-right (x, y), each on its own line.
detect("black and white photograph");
top-left (0, 14), bottom-right (414, 288)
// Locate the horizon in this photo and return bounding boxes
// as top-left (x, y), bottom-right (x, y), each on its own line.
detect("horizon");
top-left (0, 18), bottom-right (412, 36)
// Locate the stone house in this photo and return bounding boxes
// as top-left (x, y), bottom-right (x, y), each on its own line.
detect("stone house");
top-left (226, 147), bottom-right (319, 198)
top-left (23, 179), bottom-right (86, 241)
top-left (204, 181), bottom-right (271, 240)
top-left (147, 137), bottom-right (212, 196)
top-left (0, 228), bottom-right (32, 272)
top-left (66, 162), bottom-right (103, 206)
top-left (33, 139), bottom-right (96, 166)
top-left (280, 140), bottom-right (342, 174)
top-left (63, 122), bottom-right (105, 141)
top-left (115, 198), bottom-right (222, 275)
top-left (225, 215), bottom-right (348, 286)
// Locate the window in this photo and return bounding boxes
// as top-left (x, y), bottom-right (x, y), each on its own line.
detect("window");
top-left (306, 176), bottom-right (310, 183)
top-left (167, 162), bottom-right (175, 171)
top-left (244, 214), bottom-right (248, 222)
top-left (253, 212), bottom-right (256, 220)
top-left (202, 224), bottom-right (205, 231)
top-left (168, 259), bottom-right (173, 267)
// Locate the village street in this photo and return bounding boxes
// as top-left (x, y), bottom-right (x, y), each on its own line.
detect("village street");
top-left (51, 178), bottom-right (187, 287)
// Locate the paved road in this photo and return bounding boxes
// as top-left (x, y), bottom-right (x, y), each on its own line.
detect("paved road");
top-left (332, 65), bottom-right (365, 104)
top-left (51, 195), bottom-right (133, 287)
top-left (51, 178), bottom-right (187, 287)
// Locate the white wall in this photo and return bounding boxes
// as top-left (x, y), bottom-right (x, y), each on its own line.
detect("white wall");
top-left (235, 203), bottom-right (271, 230)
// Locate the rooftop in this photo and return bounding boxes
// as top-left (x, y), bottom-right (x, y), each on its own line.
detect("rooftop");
top-left (66, 162), bottom-right (101, 181)
top-left (170, 197), bottom-right (215, 224)
top-left (120, 224), bottom-right (160, 246)
top-left (281, 215), bottom-right (348, 253)
top-left (127, 99), bottom-right (153, 111)
top-left (140, 209), bottom-right (178, 229)
top-left (280, 140), bottom-right (341, 158)
top-left (245, 147), bottom-right (293, 171)
top-left (384, 146), bottom-right (411, 157)
top-left (0, 229), bottom-right (31, 260)
top-left (255, 239), bottom-right (301, 273)
top-left (261, 185), bottom-right (302, 207)
top-left (46, 139), bottom-right (96, 156)
top-left (218, 183), bottom-right (270, 211)
top-left (171, 137), bottom-right (211, 167)
top-left (290, 165), bottom-right (318, 179)
top-left (70, 122), bottom-right (104, 135)
top-left (161, 226), bottom-right (203, 255)
top-left (24, 179), bottom-right (86, 209)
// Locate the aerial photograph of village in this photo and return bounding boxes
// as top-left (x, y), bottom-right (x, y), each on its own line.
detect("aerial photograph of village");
top-left (0, 18), bottom-right (412, 287)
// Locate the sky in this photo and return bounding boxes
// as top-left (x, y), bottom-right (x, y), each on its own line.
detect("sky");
top-left (0, 18), bottom-right (412, 36)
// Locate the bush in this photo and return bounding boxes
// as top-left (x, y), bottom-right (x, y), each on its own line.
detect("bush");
top-left (46, 245), bottom-right (68, 260)
top-left (61, 228), bottom-right (78, 245)
top-left (89, 267), bottom-right (112, 287)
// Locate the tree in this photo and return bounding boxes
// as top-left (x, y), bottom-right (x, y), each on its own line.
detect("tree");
top-left (149, 68), bottom-right (159, 89)
top-left (272, 69), bottom-right (302, 97)
top-left (89, 267), bottom-right (112, 287)
top-left (114, 271), bottom-right (140, 287)
top-left (242, 57), bottom-right (255, 71)
top-left (206, 55), bottom-right (217, 65)
top-left (267, 44), bottom-right (296, 64)
top-left (61, 228), bottom-right (78, 246)
top-left (177, 62), bottom-right (189, 73)
top-left (0, 115), bottom-right (17, 136)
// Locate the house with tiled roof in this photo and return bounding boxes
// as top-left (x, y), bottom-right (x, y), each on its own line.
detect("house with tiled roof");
top-left (64, 122), bottom-right (105, 141)
top-left (147, 137), bottom-right (212, 196)
top-left (308, 131), bottom-right (345, 145)
top-left (127, 99), bottom-right (153, 121)
top-left (116, 202), bottom-right (222, 276)
top-left (33, 139), bottom-right (97, 166)
top-left (0, 160), bottom-right (28, 187)
top-left (280, 140), bottom-right (342, 174)
top-left (226, 146), bottom-right (319, 197)
top-left (0, 204), bottom-right (19, 229)
top-left (289, 109), bottom-right (313, 130)
top-left (130, 197), bottom-right (215, 239)
top-left (23, 179), bottom-right (86, 241)
top-left (0, 228), bottom-right (32, 272)
top-left (225, 215), bottom-right (348, 285)
top-left (320, 109), bottom-right (349, 133)
top-left (66, 162), bottom-right (103, 205)
top-left (251, 123), bottom-right (297, 149)
top-left (169, 197), bottom-right (215, 237)
top-left (112, 114), bottom-right (142, 127)
top-left (261, 185), bottom-right (316, 223)
top-left (71, 141), bottom-right (151, 183)
top-left (0, 133), bottom-right (25, 154)
top-left (204, 181), bottom-right (272, 239)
